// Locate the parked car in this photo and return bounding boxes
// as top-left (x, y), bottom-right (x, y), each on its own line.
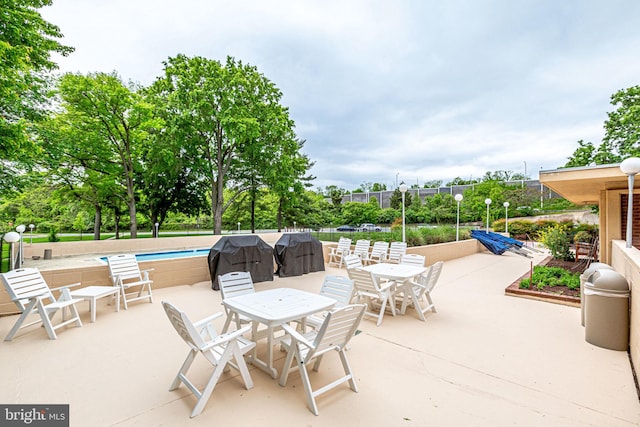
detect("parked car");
top-left (359, 223), bottom-right (382, 232)
top-left (336, 225), bottom-right (356, 232)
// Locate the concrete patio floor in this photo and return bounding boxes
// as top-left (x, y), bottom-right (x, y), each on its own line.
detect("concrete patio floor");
top-left (1, 250), bottom-right (638, 426)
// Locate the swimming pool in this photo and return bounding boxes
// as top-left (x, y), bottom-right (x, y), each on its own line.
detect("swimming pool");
top-left (99, 248), bottom-right (210, 263)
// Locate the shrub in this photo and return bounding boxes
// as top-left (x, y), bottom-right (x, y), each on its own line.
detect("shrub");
top-left (538, 224), bottom-right (574, 261)
top-left (48, 228), bottom-right (60, 243)
top-left (519, 265), bottom-right (580, 291)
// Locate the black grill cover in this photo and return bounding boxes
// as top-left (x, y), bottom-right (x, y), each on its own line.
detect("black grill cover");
top-left (208, 235), bottom-right (274, 289)
top-left (274, 232), bottom-right (325, 278)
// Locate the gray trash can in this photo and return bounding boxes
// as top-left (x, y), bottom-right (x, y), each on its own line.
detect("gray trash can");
top-left (580, 263), bottom-right (614, 326)
top-left (44, 249), bottom-right (52, 260)
top-left (584, 269), bottom-right (630, 351)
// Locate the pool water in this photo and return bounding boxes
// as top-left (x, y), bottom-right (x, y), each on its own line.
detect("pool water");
top-left (99, 248), bottom-right (210, 263)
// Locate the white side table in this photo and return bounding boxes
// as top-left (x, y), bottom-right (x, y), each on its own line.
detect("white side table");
top-left (70, 286), bottom-right (120, 322)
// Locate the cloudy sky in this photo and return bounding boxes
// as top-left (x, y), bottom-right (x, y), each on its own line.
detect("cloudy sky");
top-left (41, 0), bottom-right (640, 191)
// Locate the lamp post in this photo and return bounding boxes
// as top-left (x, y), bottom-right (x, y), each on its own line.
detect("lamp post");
top-left (620, 157), bottom-right (640, 248)
top-left (503, 201), bottom-right (510, 234)
top-left (485, 198), bottom-right (492, 233)
top-left (399, 184), bottom-right (408, 242)
top-left (237, 222), bottom-right (241, 232)
top-left (15, 224), bottom-right (26, 266)
top-left (4, 231), bottom-right (20, 270)
top-left (293, 221), bottom-right (297, 231)
top-left (29, 224), bottom-right (34, 245)
top-left (455, 193), bottom-right (463, 241)
top-left (154, 222), bottom-right (159, 238)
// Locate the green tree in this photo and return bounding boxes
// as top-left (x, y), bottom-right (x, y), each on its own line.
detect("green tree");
top-left (147, 54), bottom-right (295, 234)
top-left (565, 86), bottom-right (640, 167)
top-left (0, 0), bottom-right (73, 195)
top-left (46, 72), bottom-right (154, 238)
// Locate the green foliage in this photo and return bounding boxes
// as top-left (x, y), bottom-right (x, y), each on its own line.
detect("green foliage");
top-left (519, 266), bottom-right (580, 291)
top-left (538, 224), bottom-right (574, 261)
top-left (47, 228), bottom-right (60, 242)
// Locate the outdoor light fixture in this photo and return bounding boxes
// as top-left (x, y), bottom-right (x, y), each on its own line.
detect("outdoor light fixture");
top-left (15, 224), bottom-right (26, 267)
top-left (455, 193), bottom-right (463, 241)
top-left (237, 222), bottom-right (241, 232)
top-left (293, 221), bottom-right (297, 231)
top-left (485, 198), bottom-right (492, 233)
top-left (620, 157), bottom-right (640, 248)
top-left (503, 201), bottom-right (510, 234)
top-left (399, 184), bottom-right (408, 243)
top-left (4, 231), bottom-right (20, 271)
top-left (29, 224), bottom-right (35, 245)
top-left (154, 222), bottom-right (159, 238)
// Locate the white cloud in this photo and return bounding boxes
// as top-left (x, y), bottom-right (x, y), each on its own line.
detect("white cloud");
top-left (41, 0), bottom-right (640, 190)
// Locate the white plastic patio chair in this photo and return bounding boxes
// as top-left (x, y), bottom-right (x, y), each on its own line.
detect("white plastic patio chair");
top-left (162, 301), bottom-right (255, 418)
top-left (400, 253), bottom-right (426, 267)
top-left (278, 304), bottom-right (366, 415)
top-left (364, 241), bottom-right (389, 264)
top-left (1, 268), bottom-right (83, 341)
top-left (397, 261), bottom-right (444, 321)
top-left (106, 254), bottom-right (153, 309)
top-left (343, 253), bottom-right (363, 270)
top-left (305, 275), bottom-right (355, 330)
top-left (328, 237), bottom-right (352, 267)
top-left (347, 267), bottom-right (397, 326)
top-left (387, 242), bottom-right (407, 263)
top-left (217, 271), bottom-right (255, 332)
top-left (352, 239), bottom-right (371, 261)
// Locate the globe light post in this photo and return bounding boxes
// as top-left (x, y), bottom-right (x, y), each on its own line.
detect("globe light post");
top-left (455, 193), bottom-right (463, 241)
top-left (503, 201), bottom-right (510, 234)
top-left (4, 231), bottom-right (20, 270)
top-left (16, 224), bottom-right (26, 267)
top-left (154, 222), bottom-right (159, 238)
top-left (29, 224), bottom-right (35, 245)
top-left (485, 198), bottom-right (492, 233)
top-left (620, 157), bottom-right (640, 248)
top-left (399, 184), bottom-right (408, 243)
top-left (237, 222), bottom-right (241, 232)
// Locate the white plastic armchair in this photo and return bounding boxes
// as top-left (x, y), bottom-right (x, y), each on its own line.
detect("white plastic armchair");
top-left (107, 254), bottom-right (153, 309)
top-left (217, 271), bottom-right (255, 332)
top-left (398, 261), bottom-right (444, 321)
top-left (305, 275), bottom-right (355, 330)
top-left (364, 241), bottom-right (389, 264)
top-left (1, 268), bottom-right (83, 341)
top-left (278, 304), bottom-right (366, 415)
top-left (352, 239), bottom-right (370, 261)
top-left (387, 242), bottom-right (407, 263)
top-left (400, 253), bottom-right (426, 267)
top-left (328, 238), bottom-right (352, 267)
top-left (162, 301), bottom-right (255, 418)
top-left (347, 267), bottom-right (397, 326)
top-left (343, 254), bottom-right (363, 270)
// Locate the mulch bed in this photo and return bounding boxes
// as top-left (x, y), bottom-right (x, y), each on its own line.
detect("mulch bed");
top-left (505, 257), bottom-right (585, 307)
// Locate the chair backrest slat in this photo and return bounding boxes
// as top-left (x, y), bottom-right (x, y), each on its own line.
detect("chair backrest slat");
top-left (388, 242), bottom-right (407, 263)
top-left (370, 241), bottom-right (389, 259)
top-left (400, 254), bottom-right (425, 267)
top-left (312, 304), bottom-right (366, 356)
top-left (336, 238), bottom-right (352, 252)
top-left (162, 301), bottom-right (207, 350)
top-left (107, 254), bottom-right (143, 282)
top-left (319, 275), bottom-right (354, 307)
top-left (353, 240), bottom-right (370, 258)
top-left (343, 254), bottom-right (363, 270)
top-left (218, 272), bottom-right (255, 300)
top-left (1, 268), bottom-right (54, 310)
top-left (347, 268), bottom-right (379, 294)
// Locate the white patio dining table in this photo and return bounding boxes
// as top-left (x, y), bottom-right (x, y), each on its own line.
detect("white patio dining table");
top-left (361, 263), bottom-right (427, 312)
top-left (222, 287), bottom-right (336, 378)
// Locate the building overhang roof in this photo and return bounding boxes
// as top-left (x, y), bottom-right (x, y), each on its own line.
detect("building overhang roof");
top-left (540, 164), bottom-right (631, 205)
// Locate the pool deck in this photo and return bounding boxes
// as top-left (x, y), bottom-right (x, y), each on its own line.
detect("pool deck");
top-left (1, 250), bottom-right (639, 426)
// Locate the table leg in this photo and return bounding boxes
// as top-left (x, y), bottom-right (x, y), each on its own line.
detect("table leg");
top-left (89, 297), bottom-right (97, 323)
